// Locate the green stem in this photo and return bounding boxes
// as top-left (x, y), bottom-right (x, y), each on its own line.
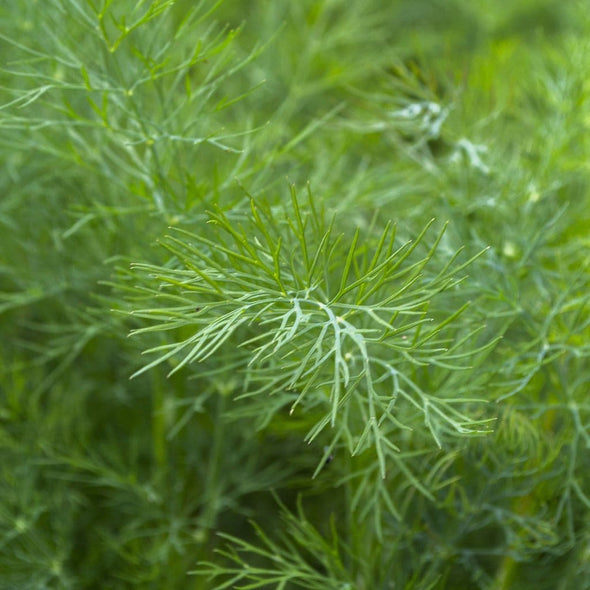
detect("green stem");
top-left (202, 392), bottom-right (227, 533)
top-left (152, 373), bottom-right (167, 469)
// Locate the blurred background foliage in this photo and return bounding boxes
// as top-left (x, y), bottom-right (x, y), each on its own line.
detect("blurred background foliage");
top-left (1, 0), bottom-right (589, 588)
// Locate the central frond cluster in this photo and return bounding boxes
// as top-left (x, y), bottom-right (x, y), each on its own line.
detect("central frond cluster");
top-left (130, 189), bottom-right (493, 475)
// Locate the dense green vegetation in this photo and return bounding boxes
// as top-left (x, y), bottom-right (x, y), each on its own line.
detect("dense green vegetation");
top-left (1, 1), bottom-right (589, 588)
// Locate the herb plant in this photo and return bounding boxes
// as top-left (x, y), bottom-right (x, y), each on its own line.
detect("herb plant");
top-left (1, 1), bottom-right (589, 589)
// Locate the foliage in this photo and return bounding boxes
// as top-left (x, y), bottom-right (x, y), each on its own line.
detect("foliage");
top-left (1, 1), bottom-right (589, 589)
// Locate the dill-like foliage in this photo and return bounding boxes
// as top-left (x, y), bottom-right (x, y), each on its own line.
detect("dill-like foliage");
top-left (1, 1), bottom-right (589, 589)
